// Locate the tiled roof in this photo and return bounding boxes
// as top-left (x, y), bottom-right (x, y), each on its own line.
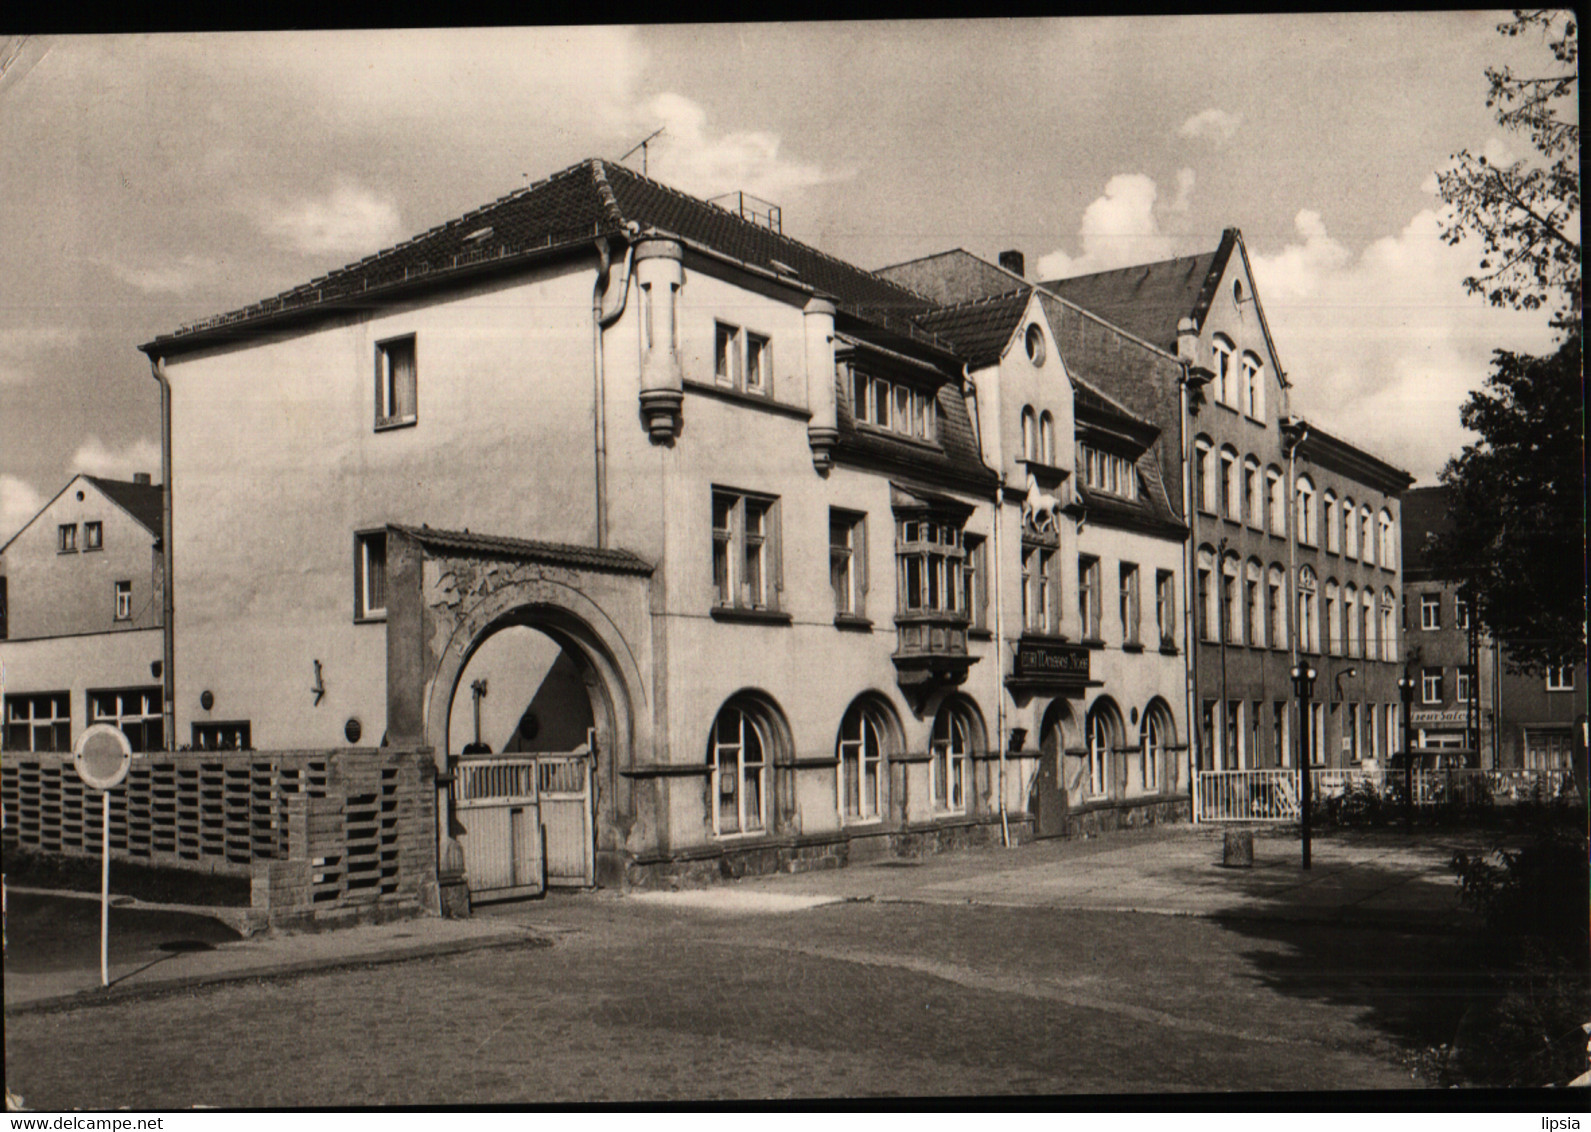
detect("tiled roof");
top-left (912, 290), bottom-right (1032, 369)
top-left (1071, 376), bottom-right (1159, 435)
top-left (389, 524), bottom-right (653, 575)
top-left (84, 475), bottom-right (162, 537)
top-left (1041, 232), bottom-right (1235, 351)
top-left (144, 158), bottom-right (943, 353)
top-left (875, 249), bottom-right (1027, 307)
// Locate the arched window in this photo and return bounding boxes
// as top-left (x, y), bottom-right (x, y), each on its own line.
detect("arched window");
top-left (1298, 566), bottom-right (1318, 654)
top-left (1268, 564), bottom-right (1287, 649)
top-left (1196, 545), bottom-right (1215, 641)
top-left (1220, 445), bottom-right (1240, 520)
top-left (1138, 701), bottom-right (1175, 794)
top-left (1360, 506), bottom-right (1375, 565)
top-left (1362, 589), bottom-right (1377, 661)
top-left (1086, 700), bottom-right (1122, 800)
top-left (1380, 588), bottom-right (1397, 661)
top-left (1378, 510), bottom-right (1395, 570)
top-left (1212, 336), bottom-right (1235, 407)
top-left (1243, 456), bottom-right (1263, 528)
top-left (836, 697), bottom-right (894, 823)
top-left (1295, 476), bottom-right (1316, 547)
top-left (1194, 436), bottom-right (1215, 513)
top-left (1344, 582), bottom-right (1359, 657)
top-left (1343, 497), bottom-right (1358, 558)
top-left (1324, 580), bottom-right (1341, 655)
top-left (1222, 552), bottom-right (1242, 644)
top-left (1020, 405), bottom-right (1038, 462)
top-left (930, 698), bottom-right (979, 813)
top-left (1246, 559), bottom-right (1264, 648)
top-left (708, 698), bottom-right (776, 836)
top-left (1242, 352), bottom-right (1265, 421)
top-left (1039, 411), bottom-right (1056, 465)
top-left (1323, 489), bottom-right (1339, 553)
top-left (1266, 466), bottom-right (1285, 535)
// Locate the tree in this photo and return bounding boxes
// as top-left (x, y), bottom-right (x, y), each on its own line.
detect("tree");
top-left (1436, 10), bottom-right (1580, 320)
top-left (1437, 333), bottom-right (1584, 670)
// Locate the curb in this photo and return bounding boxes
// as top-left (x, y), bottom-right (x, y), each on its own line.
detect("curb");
top-left (4, 930), bottom-right (549, 1017)
top-left (4, 884), bottom-right (259, 936)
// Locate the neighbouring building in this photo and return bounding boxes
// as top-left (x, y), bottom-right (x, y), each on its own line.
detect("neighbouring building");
top-left (1401, 484), bottom-right (1584, 770)
top-left (132, 158), bottom-right (1191, 899)
top-left (881, 232), bottom-right (1414, 777)
top-left (0, 473), bottom-right (166, 752)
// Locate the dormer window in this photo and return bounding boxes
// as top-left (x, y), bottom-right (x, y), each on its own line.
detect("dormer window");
top-left (1079, 443), bottom-right (1139, 500)
top-left (851, 369), bottom-right (937, 442)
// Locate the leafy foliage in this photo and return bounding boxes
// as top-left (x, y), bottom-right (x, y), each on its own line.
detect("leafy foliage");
top-left (1436, 10), bottom-right (1580, 317)
top-left (1436, 332), bottom-right (1585, 669)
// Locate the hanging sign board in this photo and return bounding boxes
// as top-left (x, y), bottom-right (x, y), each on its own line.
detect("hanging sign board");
top-left (74, 723), bottom-right (133, 791)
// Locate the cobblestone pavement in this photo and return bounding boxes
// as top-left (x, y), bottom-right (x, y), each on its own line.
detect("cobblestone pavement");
top-left (5, 892), bottom-right (1455, 1107)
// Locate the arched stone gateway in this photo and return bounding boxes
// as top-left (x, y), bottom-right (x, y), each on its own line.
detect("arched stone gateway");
top-left (382, 525), bottom-right (654, 897)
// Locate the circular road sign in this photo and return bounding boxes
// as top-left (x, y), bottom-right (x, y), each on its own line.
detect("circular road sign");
top-left (74, 723), bottom-right (133, 791)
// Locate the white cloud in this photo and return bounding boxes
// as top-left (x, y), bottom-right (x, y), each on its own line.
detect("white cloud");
top-left (253, 177), bottom-right (403, 256)
top-left (636, 92), bottom-right (852, 204)
top-left (1249, 208), bottom-right (1559, 482)
top-left (1036, 174), bottom-right (1177, 280)
top-left (107, 254), bottom-right (223, 295)
top-left (68, 435), bottom-right (162, 481)
top-left (0, 475), bottom-right (45, 544)
top-left (1178, 108), bottom-right (1242, 145)
top-left (0, 326), bottom-right (81, 385)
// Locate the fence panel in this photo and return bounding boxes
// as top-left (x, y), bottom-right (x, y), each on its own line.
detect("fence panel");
top-left (1197, 766), bottom-right (1574, 821)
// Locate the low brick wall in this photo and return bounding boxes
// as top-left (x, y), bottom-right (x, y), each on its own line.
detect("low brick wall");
top-left (1064, 794), bottom-right (1191, 839)
top-left (1, 748), bottom-right (437, 930)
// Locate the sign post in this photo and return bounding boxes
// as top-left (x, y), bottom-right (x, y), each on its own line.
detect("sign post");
top-left (72, 724), bottom-right (133, 988)
top-left (1291, 661), bottom-right (1317, 870)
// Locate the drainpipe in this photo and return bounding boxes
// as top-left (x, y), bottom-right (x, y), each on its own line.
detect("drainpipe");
top-left (1175, 318), bottom-right (1210, 814)
top-left (1283, 418), bottom-right (1309, 762)
top-left (592, 226), bottom-right (639, 550)
top-left (147, 356), bottom-right (175, 750)
top-left (965, 365), bottom-right (1010, 848)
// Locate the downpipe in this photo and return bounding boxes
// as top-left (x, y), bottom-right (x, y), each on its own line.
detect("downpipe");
top-left (964, 365), bottom-right (1010, 848)
top-left (147, 355), bottom-right (176, 750)
top-left (591, 226), bottom-right (638, 550)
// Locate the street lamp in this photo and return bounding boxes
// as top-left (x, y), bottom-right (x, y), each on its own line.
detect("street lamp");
top-left (1292, 661), bottom-right (1317, 869)
top-left (1397, 672), bottom-right (1417, 828)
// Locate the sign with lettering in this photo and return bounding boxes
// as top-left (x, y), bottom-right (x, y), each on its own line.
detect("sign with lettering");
top-left (1411, 708), bottom-right (1492, 725)
top-left (1012, 640), bottom-right (1090, 683)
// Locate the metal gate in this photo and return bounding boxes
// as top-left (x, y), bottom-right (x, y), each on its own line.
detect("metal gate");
top-left (455, 757), bottom-right (545, 899)
top-left (454, 748), bottom-right (594, 897)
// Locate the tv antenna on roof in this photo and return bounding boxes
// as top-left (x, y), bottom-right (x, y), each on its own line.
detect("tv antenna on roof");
top-left (620, 126), bottom-right (666, 177)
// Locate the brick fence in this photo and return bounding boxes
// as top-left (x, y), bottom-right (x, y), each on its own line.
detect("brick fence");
top-left (1, 748), bottom-right (438, 930)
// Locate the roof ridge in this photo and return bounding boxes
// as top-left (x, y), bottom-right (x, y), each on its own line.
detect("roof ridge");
top-left (920, 286), bottom-right (1032, 316)
top-left (587, 158), bottom-right (629, 230)
top-left (599, 160), bottom-right (935, 305)
top-left (1040, 248), bottom-right (1218, 287)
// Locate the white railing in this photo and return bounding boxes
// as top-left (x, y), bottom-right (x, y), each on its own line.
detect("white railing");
top-left (1197, 766), bottom-right (1576, 822)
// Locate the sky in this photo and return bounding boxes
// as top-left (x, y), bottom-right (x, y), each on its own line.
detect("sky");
top-left (0, 16), bottom-right (1569, 541)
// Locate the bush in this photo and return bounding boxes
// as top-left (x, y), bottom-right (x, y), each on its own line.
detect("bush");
top-left (1448, 816), bottom-right (1591, 1086)
top-left (1314, 779), bottom-right (1388, 827)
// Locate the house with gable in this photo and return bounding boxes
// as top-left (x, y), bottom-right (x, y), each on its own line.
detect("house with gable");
top-left (0, 473), bottom-right (166, 752)
top-left (916, 287), bottom-right (1190, 836)
top-left (135, 158), bottom-right (1031, 895)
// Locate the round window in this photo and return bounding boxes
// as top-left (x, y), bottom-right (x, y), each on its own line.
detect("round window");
top-left (1233, 279), bottom-right (1244, 305)
top-left (1024, 323), bottom-right (1046, 366)
top-left (345, 718), bottom-right (363, 744)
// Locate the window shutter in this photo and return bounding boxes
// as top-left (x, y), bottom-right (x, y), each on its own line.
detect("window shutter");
top-left (771, 498), bottom-right (784, 600)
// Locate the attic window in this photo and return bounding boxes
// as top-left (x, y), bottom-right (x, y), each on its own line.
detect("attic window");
top-left (1024, 324), bottom-right (1046, 366)
top-left (463, 226), bottom-right (494, 244)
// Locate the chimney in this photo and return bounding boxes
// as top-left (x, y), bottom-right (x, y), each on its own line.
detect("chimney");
top-left (998, 249), bottom-right (1025, 278)
top-left (133, 473), bottom-right (152, 485)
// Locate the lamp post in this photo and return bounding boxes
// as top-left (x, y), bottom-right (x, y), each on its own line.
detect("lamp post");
top-left (1292, 660), bottom-right (1317, 869)
top-left (1397, 672), bottom-right (1417, 828)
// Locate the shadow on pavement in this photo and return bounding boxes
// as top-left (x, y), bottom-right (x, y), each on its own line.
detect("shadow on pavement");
top-left (3, 892), bottom-right (243, 977)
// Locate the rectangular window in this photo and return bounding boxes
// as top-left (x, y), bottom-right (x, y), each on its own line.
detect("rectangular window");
top-left (1347, 703), bottom-right (1361, 761)
top-left (1078, 555), bottom-right (1101, 640)
top-left (897, 518), bottom-right (964, 616)
top-left (1120, 563), bottom-right (1140, 645)
top-left (1455, 667), bottom-right (1472, 705)
top-left (714, 490), bottom-right (781, 612)
top-left (1268, 577), bottom-right (1285, 649)
top-left (1245, 463), bottom-right (1262, 528)
top-left (1221, 450), bottom-right (1238, 519)
top-left (1272, 701), bottom-right (1287, 769)
top-left (1202, 699), bottom-right (1217, 768)
top-left (114, 580), bottom-right (132, 621)
top-left (1545, 665), bottom-right (1574, 692)
top-left (1022, 544), bottom-right (1055, 633)
top-left (1197, 565), bottom-right (1212, 642)
top-left (192, 722), bottom-right (251, 752)
top-left (58, 523), bottom-right (77, 553)
top-left (1222, 568), bottom-right (1240, 644)
top-left (1309, 703), bottom-right (1325, 766)
top-left (1155, 570), bottom-right (1175, 648)
top-left (1455, 594), bottom-right (1471, 630)
top-left (829, 510), bottom-right (866, 618)
top-left (375, 335), bottom-right (417, 429)
top-left (963, 535), bottom-right (987, 631)
top-left (1226, 700), bottom-right (1243, 770)
top-left (1420, 593), bottom-right (1440, 631)
top-left (84, 521), bottom-right (103, 551)
top-left (355, 531), bottom-right (387, 620)
top-left (1421, 666), bottom-right (1443, 705)
top-left (89, 687), bottom-right (163, 752)
top-left (744, 331), bottom-right (771, 393)
top-left (4, 691), bottom-right (71, 752)
top-left (1246, 575), bottom-right (1261, 650)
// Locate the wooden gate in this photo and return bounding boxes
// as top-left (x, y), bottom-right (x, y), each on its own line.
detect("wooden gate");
top-left (537, 749), bottom-right (594, 887)
top-left (454, 756), bottom-right (545, 900)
